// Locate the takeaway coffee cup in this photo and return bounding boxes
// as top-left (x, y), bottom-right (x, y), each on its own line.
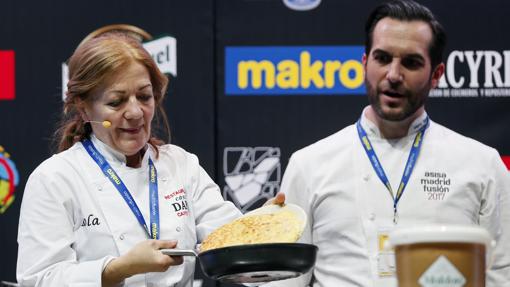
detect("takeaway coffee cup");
top-left (389, 225), bottom-right (493, 287)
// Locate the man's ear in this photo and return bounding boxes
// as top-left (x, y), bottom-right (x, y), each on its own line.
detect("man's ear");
top-left (431, 63), bottom-right (445, 89)
top-left (362, 53), bottom-right (368, 78)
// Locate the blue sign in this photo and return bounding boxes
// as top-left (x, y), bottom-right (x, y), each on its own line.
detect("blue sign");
top-left (225, 46), bottom-right (366, 95)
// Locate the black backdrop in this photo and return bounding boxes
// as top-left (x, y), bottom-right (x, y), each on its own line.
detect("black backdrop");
top-left (1, 0), bottom-right (509, 286)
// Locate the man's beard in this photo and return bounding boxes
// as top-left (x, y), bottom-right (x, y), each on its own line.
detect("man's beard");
top-left (366, 83), bottom-right (428, 122)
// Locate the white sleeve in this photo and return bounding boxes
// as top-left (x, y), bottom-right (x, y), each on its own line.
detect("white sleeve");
top-left (484, 151), bottom-right (510, 286)
top-left (185, 153), bottom-right (241, 242)
top-left (16, 168), bottom-right (115, 287)
top-left (262, 153), bottom-right (313, 287)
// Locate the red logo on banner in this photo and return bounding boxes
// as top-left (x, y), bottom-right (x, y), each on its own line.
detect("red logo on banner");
top-left (502, 156), bottom-right (510, 170)
top-left (0, 50), bottom-right (15, 100)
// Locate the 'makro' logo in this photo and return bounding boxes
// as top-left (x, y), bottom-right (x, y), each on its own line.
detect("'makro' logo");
top-left (0, 50), bottom-right (15, 101)
top-left (225, 46), bottom-right (365, 95)
top-left (0, 145), bottom-right (19, 213)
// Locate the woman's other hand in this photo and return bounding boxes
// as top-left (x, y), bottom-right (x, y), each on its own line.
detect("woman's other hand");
top-left (263, 192), bottom-right (286, 206)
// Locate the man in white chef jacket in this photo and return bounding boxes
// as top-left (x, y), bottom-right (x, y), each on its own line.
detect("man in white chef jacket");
top-left (266, 0), bottom-right (510, 286)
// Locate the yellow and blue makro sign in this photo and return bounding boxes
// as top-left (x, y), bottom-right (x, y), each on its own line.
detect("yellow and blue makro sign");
top-left (225, 46), bottom-right (365, 95)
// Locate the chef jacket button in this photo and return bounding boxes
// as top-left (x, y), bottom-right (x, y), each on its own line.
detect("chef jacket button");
top-left (119, 234), bottom-right (125, 240)
top-left (176, 227), bottom-right (182, 232)
top-left (368, 213), bottom-right (376, 221)
top-left (98, 186), bottom-right (103, 191)
top-left (363, 174), bottom-right (370, 181)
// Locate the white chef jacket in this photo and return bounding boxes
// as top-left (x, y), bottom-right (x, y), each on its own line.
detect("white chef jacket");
top-left (267, 108), bottom-right (510, 287)
top-left (17, 135), bottom-right (241, 287)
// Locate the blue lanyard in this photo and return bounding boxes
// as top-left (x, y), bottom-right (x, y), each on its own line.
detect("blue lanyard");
top-left (82, 139), bottom-right (160, 239)
top-left (356, 117), bottom-right (429, 224)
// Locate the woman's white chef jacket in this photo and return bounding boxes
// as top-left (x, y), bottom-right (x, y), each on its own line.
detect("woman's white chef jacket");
top-left (267, 109), bottom-right (510, 287)
top-left (17, 136), bottom-right (241, 286)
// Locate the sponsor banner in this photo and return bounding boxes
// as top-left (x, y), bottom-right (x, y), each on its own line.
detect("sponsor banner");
top-left (222, 147), bottom-right (281, 212)
top-left (432, 50), bottom-right (510, 98)
top-left (143, 36), bottom-right (177, 77)
top-left (225, 46), bottom-right (365, 95)
top-left (282, 0), bottom-right (321, 11)
top-left (0, 50), bottom-right (15, 101)
top-left (0, 145), bottom-right (19, 213)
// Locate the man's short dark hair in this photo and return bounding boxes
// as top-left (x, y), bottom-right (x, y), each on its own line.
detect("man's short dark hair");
top-left (365, 0), bottom-right (446, 68)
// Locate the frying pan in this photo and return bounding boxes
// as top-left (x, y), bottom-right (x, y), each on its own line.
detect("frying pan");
top-left (162, 242), bottom-right (317, 283)
top-left (162, 204), bottom-right (318, 283)
top-left (197, 242), bottom-right (318, 284)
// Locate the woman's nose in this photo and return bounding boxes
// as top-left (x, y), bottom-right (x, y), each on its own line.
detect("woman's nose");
top-left (124, 97), bottom-right (143, 119)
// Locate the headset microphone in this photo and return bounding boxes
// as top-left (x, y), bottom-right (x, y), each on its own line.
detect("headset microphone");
top-left (86, 120), bottom-right (112, 128)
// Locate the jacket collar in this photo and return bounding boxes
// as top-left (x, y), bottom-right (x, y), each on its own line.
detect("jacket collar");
top-left (360, 106), bottom-right (429, 139)
top-left (89, 134), bottom-right (152, 169)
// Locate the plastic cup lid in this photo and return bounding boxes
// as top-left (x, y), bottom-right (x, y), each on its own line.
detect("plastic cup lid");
top-left (389, 225), bottom-right (492, 247)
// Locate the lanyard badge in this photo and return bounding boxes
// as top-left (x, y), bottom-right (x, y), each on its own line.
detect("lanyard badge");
top-left (83, 139), bottom-right (160, 239)
top-left (356, 118), bottom-right (429, 224)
